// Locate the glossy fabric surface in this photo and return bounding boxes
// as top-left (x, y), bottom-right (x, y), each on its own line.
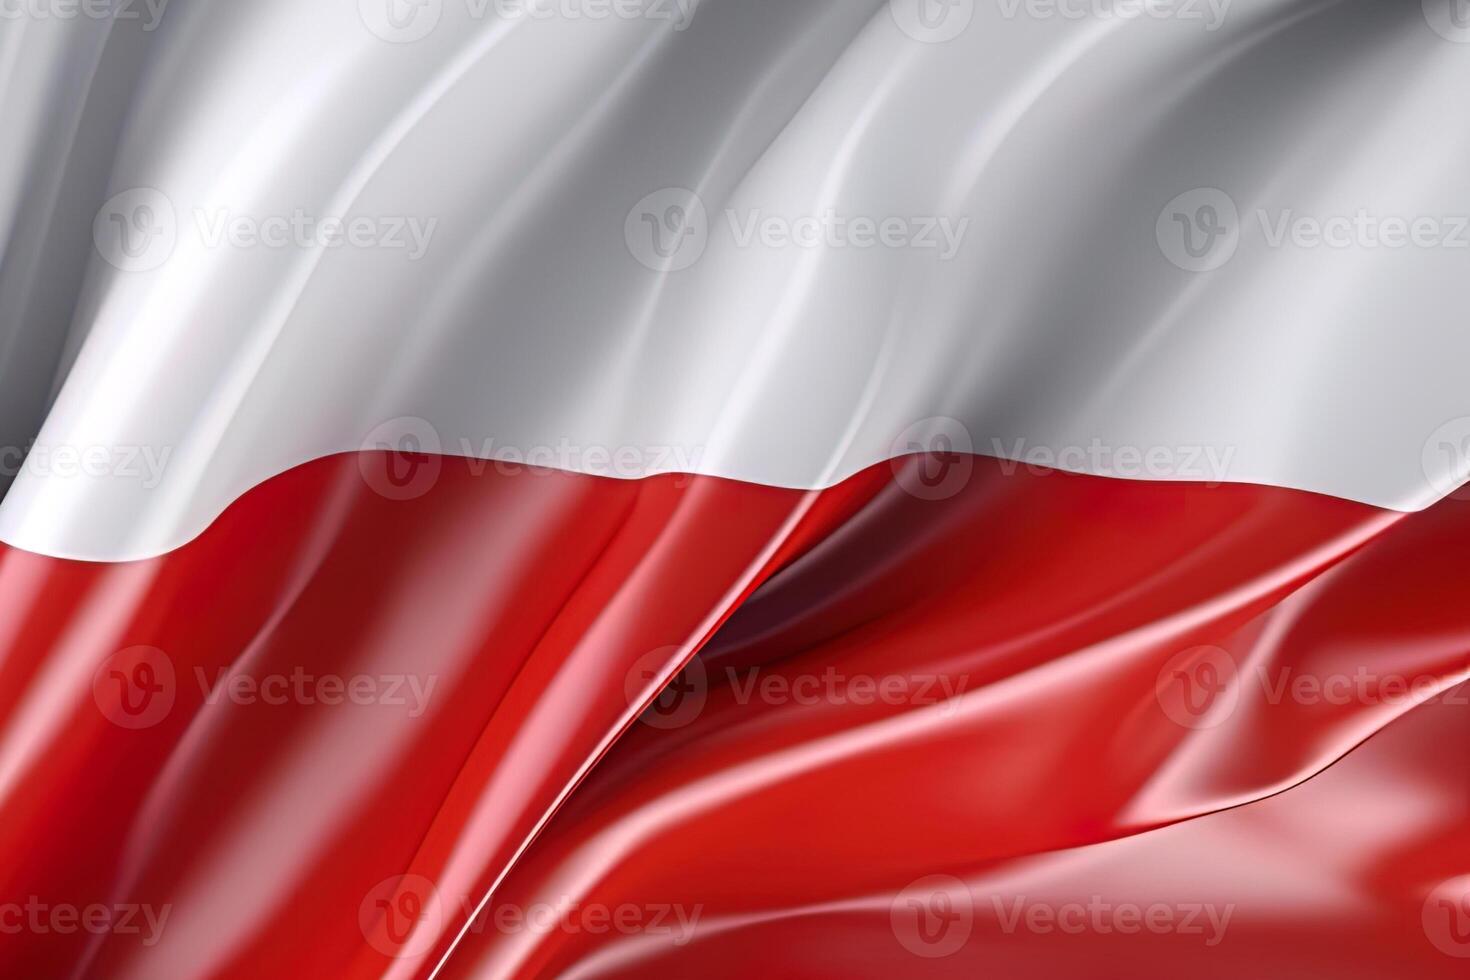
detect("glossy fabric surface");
top-left (0, 453), bottom-right (1464, 976)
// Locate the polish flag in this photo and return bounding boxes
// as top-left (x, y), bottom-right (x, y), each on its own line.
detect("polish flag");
top-left (0, 1), bottom-right (1468, 977)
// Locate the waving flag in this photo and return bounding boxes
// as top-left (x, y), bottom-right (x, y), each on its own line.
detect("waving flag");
top-left (0, 0), bottom-right (1467, 976)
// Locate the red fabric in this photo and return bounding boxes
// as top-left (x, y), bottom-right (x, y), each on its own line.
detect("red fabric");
top-left (0, 452), bottom-right (1464, 977)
